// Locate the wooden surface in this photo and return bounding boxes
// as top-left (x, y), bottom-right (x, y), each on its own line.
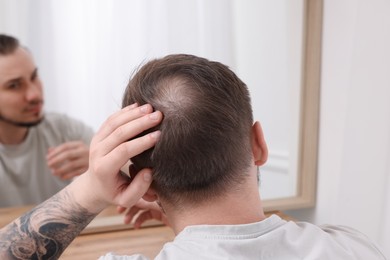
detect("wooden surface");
top-left (62, 225), bottom-right (175, 259)
top-left (0, 206), bottom-right (293, 259)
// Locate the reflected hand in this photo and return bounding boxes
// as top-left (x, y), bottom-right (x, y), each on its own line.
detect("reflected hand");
top-left (46, 141), bottom-right (90, 180)
top-left (117, 199), bottom-right (169, 229)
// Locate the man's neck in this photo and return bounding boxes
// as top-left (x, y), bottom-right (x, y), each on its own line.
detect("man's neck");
top-left (0, 123), bottom-right (29, 145)
top-left (166, 183), bottom-right (266, 234)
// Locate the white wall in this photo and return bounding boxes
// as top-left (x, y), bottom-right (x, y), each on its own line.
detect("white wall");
top-left (287, 0), bottom-right (390, 256)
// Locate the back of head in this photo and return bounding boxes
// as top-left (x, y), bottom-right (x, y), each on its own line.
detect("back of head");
top-left (0, 34), bottom-right (19, 55)
top-left (123, 54), bottom-right (254, 207)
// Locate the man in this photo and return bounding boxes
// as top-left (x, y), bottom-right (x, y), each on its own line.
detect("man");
top-left (0, 34), bottom-right (94, 207)
top-left (0, 54), bottom-right (386, 259)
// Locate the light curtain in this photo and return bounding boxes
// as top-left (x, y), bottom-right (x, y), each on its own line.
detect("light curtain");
top-left (0, 0), bottom-right (234, 130)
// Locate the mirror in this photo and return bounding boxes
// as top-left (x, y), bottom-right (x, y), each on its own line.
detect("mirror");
top-left (261, 0), bottom-right (322, 211)
top-left (0, 0), bottom-right (322, 214)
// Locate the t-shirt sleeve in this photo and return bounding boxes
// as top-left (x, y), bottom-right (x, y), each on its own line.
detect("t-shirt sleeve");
top-left (320, 224), bottom-right (387, 259)
top-left (52, 113), bottom-right (95, 145)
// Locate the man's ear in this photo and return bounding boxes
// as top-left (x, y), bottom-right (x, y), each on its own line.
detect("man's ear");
top-left (142, 186), bottom-right (158, 202)
top-left (251, 121), bottom-right (268, 166)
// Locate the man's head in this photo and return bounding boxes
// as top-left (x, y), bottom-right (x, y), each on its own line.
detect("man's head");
top-left (123, 54), bottom-right (267, 208)
top-left (0, 34), bottom-right (44, 128)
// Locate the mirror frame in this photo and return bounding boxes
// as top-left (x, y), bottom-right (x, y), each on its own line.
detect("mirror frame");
top-left (263, 0), bottom-right (323, 211)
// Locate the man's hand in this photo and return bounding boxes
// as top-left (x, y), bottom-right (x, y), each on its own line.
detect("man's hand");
top-left (47, 141), bottom-right (90, 179)
top-left (71, 103), bottom-right (163, 213)
top-left (117, 199), bottom-right (170, 229)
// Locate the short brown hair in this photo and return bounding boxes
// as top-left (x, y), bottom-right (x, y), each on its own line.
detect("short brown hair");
top-left (123, 54), bottom-right (254, 206)
top-left (0, 34), bottom-right (19, 55)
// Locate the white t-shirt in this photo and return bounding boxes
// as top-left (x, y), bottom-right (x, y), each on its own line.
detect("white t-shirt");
top-left (99, 215), bottom-right (386, 260)
top-left (0, 113), bottom-right (94, 207)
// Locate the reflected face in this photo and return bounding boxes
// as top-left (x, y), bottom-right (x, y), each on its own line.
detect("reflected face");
top-left (0, 47), bottom-right (44, 127)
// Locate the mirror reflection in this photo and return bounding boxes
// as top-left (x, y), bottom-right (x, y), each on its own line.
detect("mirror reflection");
top-left (0, 0), bottom-right (311, 208)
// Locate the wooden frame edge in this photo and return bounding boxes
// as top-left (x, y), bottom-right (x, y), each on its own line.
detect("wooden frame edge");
top-left (264, 0), bottom-right (323, 212)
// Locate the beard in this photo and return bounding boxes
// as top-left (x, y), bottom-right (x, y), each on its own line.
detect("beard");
top-left (0, 113), bottom-right (44, 127)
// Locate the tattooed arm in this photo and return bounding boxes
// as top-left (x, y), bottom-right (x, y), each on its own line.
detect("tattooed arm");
top-left (0, 189), bottom-right (96, 259)
top-left (0, 104), bottom-right (162, 260)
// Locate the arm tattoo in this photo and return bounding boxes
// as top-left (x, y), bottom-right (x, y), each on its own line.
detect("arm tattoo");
top-left (0, 189), bottom-right (97, 259)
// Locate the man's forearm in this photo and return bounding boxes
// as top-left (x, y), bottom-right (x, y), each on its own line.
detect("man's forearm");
top-left (0, 188), bottom-right (97, 259)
